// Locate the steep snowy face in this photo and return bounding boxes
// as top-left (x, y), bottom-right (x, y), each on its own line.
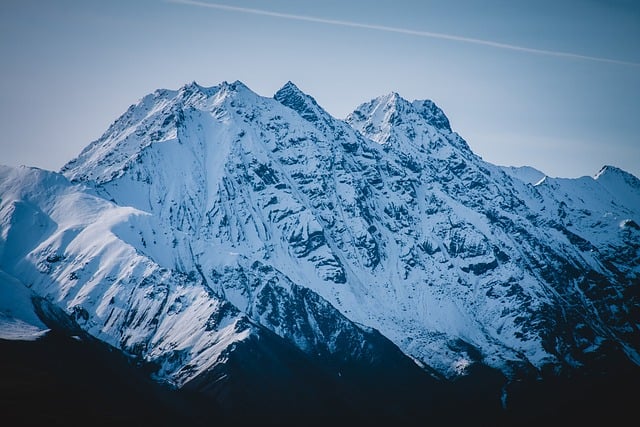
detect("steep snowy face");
top-left (347, 92), bottom-right (640, 374)
top-left (62, 80), bottom-right (364, 284)
top-left (0, 165), bottom-right (255, 386)
top-left (6, 80), bottom-right (639, 383)
top-left (594, 165), bottom-right (640, 210)
top-left (0, 163), bottom-right (401, 387)
top-left (274, 81), bottom-right (330, 128)
top-left (4, 84), bottom-right (422, 387)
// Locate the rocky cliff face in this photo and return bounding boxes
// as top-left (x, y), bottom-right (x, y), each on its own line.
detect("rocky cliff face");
top-left (2, 80), bottom-right (638, 404)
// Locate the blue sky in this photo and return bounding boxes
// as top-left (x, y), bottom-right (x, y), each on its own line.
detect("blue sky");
top-left (1, 0), bottom-right (639, 178)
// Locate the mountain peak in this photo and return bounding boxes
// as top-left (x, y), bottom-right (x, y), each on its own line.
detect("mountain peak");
top-left (347, 91), bottom-right (452, 132)
top-left (594, 165), bottom-right (640, 208)
top-left (378, 91), bottom-right (411, 111)
top-left (346, 91), bottom-right (454, 147)
top-left (595, 165), bottom-right (630, 179)
top-left (177, 80), bottom-right (253, 100)
top-left (345, 92), bottom-right (410, 135)
top-left (383, 91), bottom-right (403, 102)
top-left (212, 80), bottom-right (254, 98)
top-left (274, 80), bottom-right (309, 105)
top-left (595, 165), bottom-right (640, 187)
top-left (274, 81), bottom-right (326, 123)
top-left (278, 80), bottom-right (301, 93)
top-left (176, 80), bottom-right (220, 101)
top-left (223, 79), bottom-right (250, 91)
top-left (181, 80), bottom-right (202, 90)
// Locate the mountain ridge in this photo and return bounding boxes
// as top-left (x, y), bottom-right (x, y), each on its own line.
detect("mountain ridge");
top-left (2, 79), bottom-right (639, 423)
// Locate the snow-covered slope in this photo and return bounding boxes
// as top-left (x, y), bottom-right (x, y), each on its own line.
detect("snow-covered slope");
top-left (2, 80), bottom-right (639, 393)
top-left (346, 93), bottom-right (636, 373)
top-left (0, 165), bottom-right (256, 386)
top-left (0, 269), bottom-right (49, 341)
top-left (500, 165), bottom-right (546, 185)
top-left (0, 162), bottom-right (422, 390)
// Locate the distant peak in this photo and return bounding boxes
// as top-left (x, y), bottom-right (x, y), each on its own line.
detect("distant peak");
top-left (594, 165), bottom-right (640, 187)
top-left (279, 80), bottom-right (300, 92)
top-left (177, 80), bottom-right (220, 99)
top-left (179, 80), bottom-right (204, 93)
top-left (595, 165), bottom-right (623, 179)
top-left (274, 80), bottom-right (309, 100)
top-left (274, 81), bottom-right (325, 123)
top-left (379, 91), bottom-right (410, 109)
top-left (215, 80), bottom-right (251, 94)
top-left (228, 80), bottom-right (250, 90)
top-left (385, 91), bottom-right (402, 101)
top-left (347, 91), bottom-right (452, 136)
top-left (356, 92), bottom-right (411, 119)
top-left (369, 94), bottom-right (451, 132)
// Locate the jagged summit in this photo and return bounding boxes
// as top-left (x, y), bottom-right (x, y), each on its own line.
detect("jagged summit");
top-left (594, 165), bottom-right (640, 193)
top-left (376, 91), bottom-right (409, 112)
top-left (346, 91), bottom-right (454, 148)
top-left (595, 164), bottom-right (639, 182)
top-left (274, 80), bottom-right (306, 100)
top-left (179, 79), bottom-right (250, 94)
top-left (347, 92), bottom-right (411, 126)
top-left (274, 81), bottom-right (330, 126)
top-left (593, 165), bottom-right (640, 211)
top-left (61, 79), bottom-right (267, 185)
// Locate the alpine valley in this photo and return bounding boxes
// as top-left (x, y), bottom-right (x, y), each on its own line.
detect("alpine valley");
top-left (1, 80), bottom-right (638, 426)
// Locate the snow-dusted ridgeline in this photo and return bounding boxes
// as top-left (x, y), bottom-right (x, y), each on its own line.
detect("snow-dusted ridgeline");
top-left (1, 80), bottom-right (638, 387)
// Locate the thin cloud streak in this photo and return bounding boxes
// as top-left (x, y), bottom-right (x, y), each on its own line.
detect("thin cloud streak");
top-left (170, 0), bottom-right (640, 67)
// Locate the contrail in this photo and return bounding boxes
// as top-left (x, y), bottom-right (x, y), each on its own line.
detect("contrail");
top-left (170, 0), bottom-right (640, 67)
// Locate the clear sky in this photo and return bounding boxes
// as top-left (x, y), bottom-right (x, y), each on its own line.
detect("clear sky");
top-left (1, 0), bottom-right (639, 178)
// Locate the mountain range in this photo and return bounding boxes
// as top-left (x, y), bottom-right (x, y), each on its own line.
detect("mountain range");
top-left (1, 80), bottom-right (638, 425)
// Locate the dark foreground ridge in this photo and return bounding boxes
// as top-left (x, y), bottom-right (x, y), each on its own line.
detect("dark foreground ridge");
top-left (2, 314), bottom-right (638, 427)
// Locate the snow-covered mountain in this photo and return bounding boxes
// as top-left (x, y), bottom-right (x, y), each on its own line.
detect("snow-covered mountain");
top-left (1, 80), bottom-right (639, 422)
